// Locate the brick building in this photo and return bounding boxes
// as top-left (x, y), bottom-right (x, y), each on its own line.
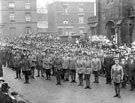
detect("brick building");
top-left (48, 1), bottom-right (94, 36)
top-left (0, 0), bottom-right (37, 39)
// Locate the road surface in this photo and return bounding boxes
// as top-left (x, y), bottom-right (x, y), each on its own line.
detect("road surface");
top-left (3, 67), bottom-right (135, 103)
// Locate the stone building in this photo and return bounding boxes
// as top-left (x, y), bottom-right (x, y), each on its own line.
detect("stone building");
top-left (91, 0), bottom-right (135, 44)
top-left (1, 0), bottom-right (37, 39)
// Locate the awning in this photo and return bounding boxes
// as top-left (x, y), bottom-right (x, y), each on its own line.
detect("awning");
top-left (90, 23), bottom-right (98, 28)
top-left (116, 20), bottom-right (122, 25)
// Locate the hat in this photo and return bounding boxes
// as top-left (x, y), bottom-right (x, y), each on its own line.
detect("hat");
top-left (11, 92), bottom-right (18, 96)
top-left (0, 77), bottom-right (5, 82)
top-left (1, 83), bottom-right (10, 92)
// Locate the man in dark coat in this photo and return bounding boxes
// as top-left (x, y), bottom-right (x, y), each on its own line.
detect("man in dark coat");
top-left (0, 49), bottom-right (4, 78)
top-left (13, 53), bottom-right (21, 79)
top-left (104, 53), bottom-right (114, 84)
top-left (21, 55), bottom-right (30, 84)
top-left (0, 83), bottom-right (17, 103)
top-left (36, 52), bottom-right (43, 77)
top-left (127, 55), bottom-right (135, 91)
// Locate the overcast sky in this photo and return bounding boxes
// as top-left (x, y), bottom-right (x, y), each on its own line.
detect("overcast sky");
top-left (37, 0), bottom-right (96, 8)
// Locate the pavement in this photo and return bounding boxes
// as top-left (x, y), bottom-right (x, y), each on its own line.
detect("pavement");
top-left (3, 67), bottom-right (135, 103)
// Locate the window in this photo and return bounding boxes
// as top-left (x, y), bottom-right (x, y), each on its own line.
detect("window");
top-left (25, 3), bottom-right (31, 9)
top-left (79, 16), bottom-right (84, 24)
top-left (25, 13), bottom-right (31, 22)
top-left (9, 13), bottom-right (15, 22)
top-left (79, 7), bottom-right (84, 12)
top-left (25, 27), bottom-right (32, 34)
top-left (9, 3), bottom-right (15, 9)
top-left (79, 28), bottom-right (84, 34)
top-left (107, 0), bottom-right (114, 4)
top-left (63, 4), bottom-right (68, 14)
top-left (63, 20), bottom-right (68, 24)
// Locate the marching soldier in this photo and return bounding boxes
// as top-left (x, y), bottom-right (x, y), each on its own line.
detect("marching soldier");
top-left (111, 57), bottom-right (123, 98)
top-left (91, 53), bottom-right (101, 83)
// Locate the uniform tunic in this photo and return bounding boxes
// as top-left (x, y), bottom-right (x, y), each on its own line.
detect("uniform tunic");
top-left (84, 59), bottom-right (92, 74)
top-left (69, 57), bottom-right (76, 70)
top-left (111, 64), bottom-right (124, 83)
top-left (62, 56), bottom-right (70, 69)
top-left (76, 59), bottom-right (84, 74)
top-left (91, 58), bottom-right (101, 72)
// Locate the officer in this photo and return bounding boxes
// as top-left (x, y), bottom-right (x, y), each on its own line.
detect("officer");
top-left (111, 57), bottom-right (123, 98)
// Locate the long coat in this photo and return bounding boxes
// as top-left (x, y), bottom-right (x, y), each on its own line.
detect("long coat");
top-left (0, 50), bottom-right (3, 77)
top-left (21, 58), bottom-right (30, 71)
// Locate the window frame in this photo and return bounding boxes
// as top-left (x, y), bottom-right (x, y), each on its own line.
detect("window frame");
top-left (25, 3), bottom-right (31, 10)
top-left (79, 16), bottom-right (84, 24)
top-left (9, 13), bottom-right (15, 22)
top-left (9, 2), bottom-right (15, 9)
top-left (25, 12), bottom-right (31, 22)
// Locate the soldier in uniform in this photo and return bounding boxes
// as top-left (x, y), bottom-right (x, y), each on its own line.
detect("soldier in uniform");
top-left (91, 53), bottom-right (101, 83)
top-left (29, 53), bottom-right (36, 79)
top-left (36, 52), bottom-right (43, 77)
top-left (76, 54), bottom-right (84, 86)
top-left (13, 52), bottom-right (21, 79)
top-left (120, 57), bottom-right (128, 88)
top-left (54, 53), bottom-right (63, 85)
top-left (111, 57), bottom-right (123, 98)
top-left (21, 55), bottom-right (30, 84)
top-left (62, 54), bottom-right (70, 81)
top-left (43, 54), bottom-right (52, 80)
top-left (84, 53), bottom-right (92, 89)
top-left (69, 53), bottom-right (77, 83)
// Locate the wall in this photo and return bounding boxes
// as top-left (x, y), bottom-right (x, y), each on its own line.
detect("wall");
top-left (1, 0), bottom-right (37, 39)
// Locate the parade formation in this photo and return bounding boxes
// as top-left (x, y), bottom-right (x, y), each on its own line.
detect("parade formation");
top-left (0, 33), bottom-right (135, 103)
